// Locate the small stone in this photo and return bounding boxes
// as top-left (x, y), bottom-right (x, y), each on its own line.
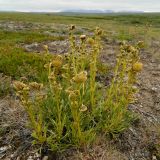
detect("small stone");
top-left (10, 154), bottom-right (14, 158)
top-left (144, 151), bottom-right (150, 158)
top-left (151, 87), bottom-right (158, 92)
top-left (140, 104), bottom-right (143, 108)
top-left (27, 156), bottom-right (33, 160)
top-left (0, 145), bottom-right (11, 153)
top-left (25, 43), bottom-right (39, 52)
top-left (42, 156), bottom-right (48, 160)
top-left (152, 155), bottom-right (157, 160)
top-left (155, 103), bottom-right (160, 111)
top-left (16, 157), bottom-right (20, 160)
top-left (34, 152), bottom-right (41, 158)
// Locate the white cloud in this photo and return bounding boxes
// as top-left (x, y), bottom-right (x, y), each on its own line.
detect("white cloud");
top-left (0, 0), bottom-right (160, 12)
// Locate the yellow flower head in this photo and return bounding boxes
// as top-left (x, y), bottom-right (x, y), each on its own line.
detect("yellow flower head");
top-left (71, 101), bottom-right (78, 109)
top-left (69, 92), bottom-right (77, 101)
top-left (36, 93), bottom-right (47, 101)
top-left (126, 45), bottom-right (137, 53)
top-left (48, 72), bottom-right (55, 81)
top-left (52, 55), bottom-right (63, 68)
top-left (80, 35), bottom-right (86, 41)
top-left (132, 62), bottom-right (143, 72)
top-left (44, 63), bottom-right (49, 69)
top-left (137, 41), bottom-right (145, 49)
top-left (13, 81), bottom-right (28, 91)
top-left (70, 25), bottom-right (76, 30)
top-left (29, 82), bottom-right (43, 90)
top-left (66, 88), bottom-right (79, 101)
top-left (72, 71), bottom-right (87, 83)
top-left (43, 45), bottom-right (48, 51)
top-left (52, 60), bottom-right (62, 68)
top-left (79, 104), bottom-right (88, 112)
top-left (95, 27), bottom-right (103, 35)
top-left (87, 38), bottom-right (95, 46)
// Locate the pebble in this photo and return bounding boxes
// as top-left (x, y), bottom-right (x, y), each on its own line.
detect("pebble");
top-left (25, 43), bottom-right (39, 52)
top-left (151, 87), bottom-right (158, 92)
top-left (140, 104), bottom-right (143, 108)
top-left (144, 151), bottom-right (150, 158)
top-left (155, 103), bottom-right (160, 111)
top-left (152, 155), bottom-right (157, 160)
top-left (42, 156), bottom-right (49, 160)
top-left (0, 145), bottom-right (11, 153)
top-left (27, 156), bottom-right (34, 160)
top-left (16, 157), bottom-right (20, 160)
top-left (34, 152), bottom-right (41, 158)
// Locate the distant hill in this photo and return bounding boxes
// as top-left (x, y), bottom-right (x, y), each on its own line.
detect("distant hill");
top-left (61, 9), bottom-right (114, 13)
top-left (0, 10), bottom-right (144, 14)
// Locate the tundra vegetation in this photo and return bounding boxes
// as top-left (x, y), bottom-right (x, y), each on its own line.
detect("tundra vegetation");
top-left (13, 26), bottom-right (143, 152)
top-left (0, 13), bottom-right (160, 159)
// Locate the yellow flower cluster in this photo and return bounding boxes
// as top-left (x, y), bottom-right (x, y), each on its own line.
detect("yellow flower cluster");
top-left (13, 81), bottom-right (29, 92)
top-left (70, 24), bottom-right (75, 30)
top-left (95, 27), bottom-right (103, 36)
top-left (137, 41), bottom-right (145, 49)
top-left (66, 88), bottom-right (79, 101)
top-left (87, 38), bottom-right (95, 46)
top-left (48, 72), bottom-right (55, 81)
top-left (80, 35), bottom-right (86, 41)
top-left (132, 62), bottom-right (143, 72)
top-left (72, 71), bottom-right (87, 84)
top-left (29, 82), bottom-right (43, 90)
top-left (51, 55), bottom-right (63, 68)
top-left (43, 45), bottom-right (48, 51)
top-left (79, 104), bottom-right (87, 112)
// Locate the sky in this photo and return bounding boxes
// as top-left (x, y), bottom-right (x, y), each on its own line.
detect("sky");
top-left (0, 0), bottom-right (160, 12)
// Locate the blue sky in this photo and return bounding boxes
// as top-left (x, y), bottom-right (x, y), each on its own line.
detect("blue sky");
top-left (0, 0), bottom-right (160, 12)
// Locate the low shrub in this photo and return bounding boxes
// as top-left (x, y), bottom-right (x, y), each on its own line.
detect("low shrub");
top-left (13, 26), bottom-right (143, 152)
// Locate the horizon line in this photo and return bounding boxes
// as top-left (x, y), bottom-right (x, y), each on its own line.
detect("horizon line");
top-left (0, 10), bottom-right (160, 13)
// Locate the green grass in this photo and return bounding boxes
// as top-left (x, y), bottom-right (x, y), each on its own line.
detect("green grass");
top-left (0, 12), bottom-right (160, 83)
top-left (0, 30), bottom-right (64, 44)
top-left (0, 12), bottom-right (160, 26)
top-left (0, 13), bottom-right (160, 43)
top-left (0, 45), bottom-right (47, 82)
top-left (0, 27), bottom-right (65, 83)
